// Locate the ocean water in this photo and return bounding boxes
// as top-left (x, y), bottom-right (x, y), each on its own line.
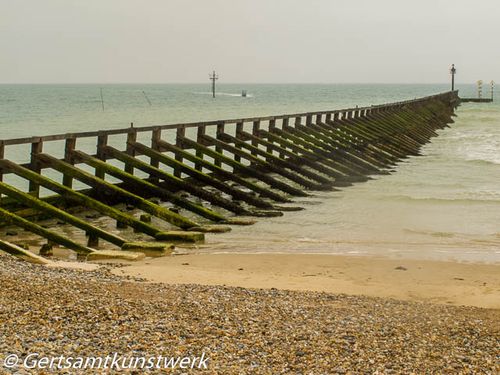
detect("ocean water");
top-left (0, 84), bottom-right (498, 263)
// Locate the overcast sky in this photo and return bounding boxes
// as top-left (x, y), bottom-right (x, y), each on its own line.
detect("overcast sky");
top-left (0, 0), bottom-right (498, 84)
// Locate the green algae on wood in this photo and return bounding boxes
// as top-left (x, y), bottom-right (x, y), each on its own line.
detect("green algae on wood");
top-left (155, 231), bottom-right (205, 243)
top-left (0, 240), bottom-right (52, 265)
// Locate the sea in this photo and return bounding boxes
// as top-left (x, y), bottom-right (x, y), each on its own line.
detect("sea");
top-left (0, 83), bottom-right (498, 263)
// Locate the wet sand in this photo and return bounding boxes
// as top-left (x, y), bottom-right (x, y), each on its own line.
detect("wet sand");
top-left (110, 253), bottom-right (500, 309)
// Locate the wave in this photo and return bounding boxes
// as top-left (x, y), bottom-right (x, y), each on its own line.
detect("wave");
top-left (386, 195), bottom-right (500, 204)
top-left (404, 229), bottom-right (456, 238)
top-left (465, 158), bottom-right (500, 166)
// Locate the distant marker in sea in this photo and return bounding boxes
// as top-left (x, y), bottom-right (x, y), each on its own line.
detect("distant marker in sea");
top-left (209, 70), bottom-right (218, 98)
top-left (100, 88), bottom-right (105, 111)
top-left (143, 90), bottom-right (152, 106)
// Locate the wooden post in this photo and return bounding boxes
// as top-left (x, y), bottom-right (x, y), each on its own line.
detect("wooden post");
top-left (63, 137), bottom-right (76, 188)
top-left (195, 125), bottom-right (206, 171)
top-left (251, 120), bottom-right (260, 156)
top-left (125, 127), bottom-right (137, 174)
top-left (306, 114), bottom-right (313, 126)
top-left (279, 117), bottom-right (289, 158)
top-left (96, 132), bottom-right (108, 179)
top-left (269, 118), bottom-right (276, 130)
top-left (294, 116), bottom-right (302, 127)
top-left (87, 232), bottom-right (99, 247)
top-left (266, 119), bottom-right (276, 154)
top-left (234, 122), bottom-right (244, 162)
top-left (174, 127), bottom-right (186, 177)
top-left (214, 122), bottom-right (225, 167)
top-left (150, 127), bottom-right (162, 182)
top-left (0, 141), bottom-right (4, 182)
top-left (29, 138), bottom-right (43, 197)
top-left (151, 128), bottom-right (162, 165)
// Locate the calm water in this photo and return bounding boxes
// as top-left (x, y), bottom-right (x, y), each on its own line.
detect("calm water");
top-left (0, 84), bottom-right (498, 263)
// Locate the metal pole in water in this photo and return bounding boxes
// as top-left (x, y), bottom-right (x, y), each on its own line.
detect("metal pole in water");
top-left (209, 70), bottom-right (218, 98)
top-left (143, 91), bottom-right (152, 106)
top-left (100, 88), bottom-right (105, 111)
top-left (450, 64), bottom-right (456, 91)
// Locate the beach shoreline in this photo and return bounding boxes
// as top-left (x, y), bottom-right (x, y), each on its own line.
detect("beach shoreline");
top-left (1, 251), bottom-right (498, 373)
top-left (104, 253), bottom-right (500, 309)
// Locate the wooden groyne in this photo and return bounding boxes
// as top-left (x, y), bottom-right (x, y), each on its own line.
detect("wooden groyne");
top-left (0, 91), bottom-right (459, 260)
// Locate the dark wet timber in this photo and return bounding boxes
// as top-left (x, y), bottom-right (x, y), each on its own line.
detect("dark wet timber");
top-left (0, 91), bottom-right (460, 258)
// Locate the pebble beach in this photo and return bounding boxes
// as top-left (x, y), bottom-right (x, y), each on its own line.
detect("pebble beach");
top-left (0, 252), bottom-right (498, 374)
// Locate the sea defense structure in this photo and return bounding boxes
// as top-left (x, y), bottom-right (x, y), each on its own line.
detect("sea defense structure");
top-left (0, 91), bottom-right (459, 261)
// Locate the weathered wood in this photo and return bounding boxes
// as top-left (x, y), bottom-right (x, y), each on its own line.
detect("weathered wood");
top-left (0, 240), bottom-right (52, 264)
top-left (0, 181), bottom-right (127, 247)
top-left (259, 128), bottom-right (365, 182)
top-left (73, 150), bottom-right (231, 224)
top-left (87, 250), bottom-right (145, 261)
top-left (218, 133), bottom-right (333, 189)
top-left (29, 138), bottom-right (43, 196)
top-left (203, 135), bottom-right (322, 192)
top-left (148, 140), bottom-right (291, 206)
top-left (184, 136), bottom-right (309, 197)
top-left (0, 91), bottom-right (457, 147)
top-left (174, 126), bottom-right (186, 177)
top-left (121, 241), bottom-right (174, 256)
top-left (0, 91), bottom-right (459, 259)
top-left (104, 145), bottom-right (255, 217)
top-left (237, 131), bottom-right (347, 185)
top-left (0, 206), bottom-right (95, 254)
top-left (155, 231), bottom-right (204, 243)
top-left (36, 153), bottom-right (202, 230)
top-left (96, 132), bottom-right (108, 179)
top-left (214, 122), bottom-right (225, 167)
top-left (255, 129), bottom-right (351, 182)
top-left (150, 127), bottom-right (162, 170)
top-left (0, 159), bottom-right (163, 238)
top-left (125, 128), bottom-right (138, 174)
top-left (63, 137), bottom-right (76, 188)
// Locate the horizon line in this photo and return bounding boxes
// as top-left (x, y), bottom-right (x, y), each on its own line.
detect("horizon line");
top-left (0, 82), bottom-right (471, 85)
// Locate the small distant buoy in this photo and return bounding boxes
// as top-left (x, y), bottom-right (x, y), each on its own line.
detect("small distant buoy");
top-left (241, 90), bottom-right (247, 97)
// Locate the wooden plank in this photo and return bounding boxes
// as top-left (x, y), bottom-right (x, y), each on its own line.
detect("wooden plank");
top-left (96, 132), bottom-right (108, 179)
top-left (0, 181), bottom-right (127, 247)
top-left (29, 138), bottom-right (43, 196)
top-left (36, 153), bottom-right (202, 230)
top-left (150, 140), bottom-right (290, 205)
top-left (125, 127), bottom-right (137, 174)
top-left (72, 150), bottom-right (231, 225)
top-left (104, 145), bottom-right (256, 217)
top-left (0, 159), bottom-right (163, 238)
top-left (0, 206), bottom-right (95, 255)
top-left (63, 137), bottom-right (76, 188)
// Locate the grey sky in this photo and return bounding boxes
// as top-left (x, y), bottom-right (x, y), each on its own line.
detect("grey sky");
top-left (0, 0), bottom-right (498, 84)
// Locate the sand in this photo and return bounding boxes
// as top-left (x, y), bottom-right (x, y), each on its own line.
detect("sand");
top-left (109, 253), bottom-right (500, 309)
top-left (1, 252), bottom-right (498, 374)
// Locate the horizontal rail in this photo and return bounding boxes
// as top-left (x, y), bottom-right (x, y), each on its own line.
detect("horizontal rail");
top-left (0, 90), bottom-right (459, 258)
top-left (0, 91), bottom-right (458, 146)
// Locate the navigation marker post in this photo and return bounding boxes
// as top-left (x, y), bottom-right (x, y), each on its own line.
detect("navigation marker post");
top-left (209, 71), bottom-right (218, 98)
top-left (450, 64), bottom-right (456, 91)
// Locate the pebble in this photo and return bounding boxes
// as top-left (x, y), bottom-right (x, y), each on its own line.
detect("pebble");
top-left (0, 252), bottom-right (498, 374)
